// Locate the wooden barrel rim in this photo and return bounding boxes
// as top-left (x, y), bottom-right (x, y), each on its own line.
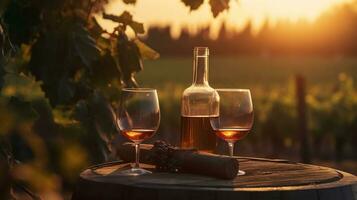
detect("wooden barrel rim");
top-left (79, 157), bottom-right (357, 192)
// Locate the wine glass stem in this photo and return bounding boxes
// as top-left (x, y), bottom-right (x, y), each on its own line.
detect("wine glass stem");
top-left (134, 143), bottom-right (140, 169)
top-left (228, 142), bottom-right (234, 157)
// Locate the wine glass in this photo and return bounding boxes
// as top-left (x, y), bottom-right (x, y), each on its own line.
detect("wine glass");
top-left (116, 88), bottom-right (160, 176)
top-left (210, 89), bottom-right (254, 176)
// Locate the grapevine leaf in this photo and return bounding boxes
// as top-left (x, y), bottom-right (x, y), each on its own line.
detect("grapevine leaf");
top-left (58, 78), bottom-right (75, 104)
top-left (209, 0), bottom-right (230, 17)
top-left (103, 11), bottom-right (133, 25)
top-left (123, 0), bottom-right (136, 4)
top-left (28, 30), bottom-right (64, 106)
top-left (0, 69), bottom-right (4, 91)
top-left (31, 99), bottom-right (57, 138)
top-left (0, 23), bottom-right (5, 88)
top-left (0, 16), bottom-right (16, 62)
top-left (29, 20), bottom-right (100, 106)
top-left (133, 39), bottom-right (160, 60)
top-left (129, 21), bottom-right (145, 34)
top-left (12, 182), bottom-right (42, 200)
top-left (0, 0), bottom-right (10, 13)
top-left (74, 94), bottom-right (115, 161)
top-left (102, 11), bottom-right (144, 34)
top-left (91, 49), bottom-right (121, 87)
top-left (88, 17), bottom-right (104, 39)
top-left (3, 0), bottom-right (41, 45)
top-left (74, 100), bottom-right (90, 126)
top-left (0, 23), bottom-right (4, 56)
top-left (0, 140), bottom-right (12, 200)
top-left (72, 23), bottom-right (101, 69)
top-left (89, 91), bottom-right (116, 143)
top-left (7, 97), bottom-right (39, 122)
top-left (115, 32), bottom-right (142, 87)
top-left (181, 0), bottom-right (204, 10)
top-left (118, 11), bottom-right (133, 24)
top-left (90, 0), bottom-right (109, 13)
top-left (1, 73), bottom-right (45, 101)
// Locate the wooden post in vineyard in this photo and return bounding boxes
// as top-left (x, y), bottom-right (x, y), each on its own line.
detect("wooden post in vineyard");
top-left (296, 75), bottom-right (311, 163)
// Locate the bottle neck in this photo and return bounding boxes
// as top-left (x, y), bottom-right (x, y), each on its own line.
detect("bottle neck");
top-left (193, 55), bottom-right (209, 85)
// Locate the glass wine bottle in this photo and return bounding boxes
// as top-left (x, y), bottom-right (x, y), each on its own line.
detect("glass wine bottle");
top-left (181, 47), bottom-right (219, 152)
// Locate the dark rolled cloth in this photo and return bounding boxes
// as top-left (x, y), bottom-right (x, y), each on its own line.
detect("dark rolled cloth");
top-left (116, 141), bottom-right (239, 180)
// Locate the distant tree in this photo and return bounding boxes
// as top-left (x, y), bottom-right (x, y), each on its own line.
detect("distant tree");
top-left (145, 1), bottom-right (357, 56)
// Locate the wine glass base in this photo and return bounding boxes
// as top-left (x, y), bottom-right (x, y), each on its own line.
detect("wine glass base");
top-left (238, 170), bottom-right (246, 176)
top-left (118, 167), bottom-right (152, 176)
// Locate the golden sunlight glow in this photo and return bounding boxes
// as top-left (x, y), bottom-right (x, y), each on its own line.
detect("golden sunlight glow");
top-left (220, 131), bottom-right (236, 137)
top-left (99, 0), bottom-right (351, 38)
top-left (124, 131), bottom-right (142, 138)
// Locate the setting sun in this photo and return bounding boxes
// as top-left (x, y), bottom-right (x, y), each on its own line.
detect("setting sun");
top-left (99, 0), bottom-right (351, 38)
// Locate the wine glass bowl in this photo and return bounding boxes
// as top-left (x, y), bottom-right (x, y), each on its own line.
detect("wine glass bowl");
top-left (210, 89), bottom-right (254, 176)
top-left (116, 88), bottom-right (160, 176)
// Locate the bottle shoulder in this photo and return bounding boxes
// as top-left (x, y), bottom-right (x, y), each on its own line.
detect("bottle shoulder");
top-left (181, 85), bottom-right (219, 116)
top-left (182, 84), bottom-right (218, 96)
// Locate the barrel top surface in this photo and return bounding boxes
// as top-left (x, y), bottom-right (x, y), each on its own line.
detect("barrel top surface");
top-left (80, 157), bottom-right (357, 192)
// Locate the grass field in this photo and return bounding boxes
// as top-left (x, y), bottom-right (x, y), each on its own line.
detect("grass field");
top-left (138, 55), bottom-right (357, 91)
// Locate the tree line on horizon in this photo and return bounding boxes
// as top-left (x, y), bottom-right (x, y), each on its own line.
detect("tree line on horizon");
top-left (144, 3), bottom-right (357, 56)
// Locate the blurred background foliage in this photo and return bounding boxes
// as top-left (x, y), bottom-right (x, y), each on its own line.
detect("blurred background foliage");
top-left (1, 0), bottom-right (357, 199)
top-left (146, 70), bottom-right (357, 160)
top-left (0, 0), bottom-right (230, 199)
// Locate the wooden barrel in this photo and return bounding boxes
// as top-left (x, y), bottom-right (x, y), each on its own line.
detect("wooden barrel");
top-left (72, 157), bottom-right (357, 200)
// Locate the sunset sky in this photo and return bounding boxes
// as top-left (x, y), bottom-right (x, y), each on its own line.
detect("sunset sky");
top-left (98, 0), bottom-right (352, 38)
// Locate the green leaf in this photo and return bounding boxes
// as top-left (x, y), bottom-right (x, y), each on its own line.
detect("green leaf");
top-left (0, 0), bottom-right (10, 13)
top-left (74, 100), bottom-right (90, 126)
top-left (91, 49), bottom-right (121, 87)
top-left (0, 20), bottom-right (15, 63)
top-left (123, 0), bottom-right (136, 4)
top-left (0, 23), bottom-right (5, 88)
top-left (118, 11), bottom-right (133, 24)
top-left (209, 0), bottom-right (230, 17)
top-left (133, 39), bottom-right (160, 60)
top-left (89, 91), bottom-right (116, 142)
top-left (102, 11), bottom-right (144, 34)
top-left (129, 21), bottom-right (145, 34)
top-left (181, 0), bottom-right (204, 10)
top-left (74, 92), bottom-right (117, 158)
top-left (1, 73), bottom-right (45, 101)
top-left (28, 30), bottom-right (64, 106)
top-left (88, 17), bottom-right (104, 39)
top-left (8, 97), bottom-right (39, 122)
top-left (102, 11), bottom-right (133, 25)
top-left (0, 23), bottom-right (4, 56)
top-left (72, 23), bottom-right (101, 69)
top-left (115, 32), bottom-right (142, 87)
top-left (29, 21), bottom-right (101, 106)
top-left (58, 78), bottom-right (75, 104)
top-left (3, 0), bottom-right (41, 45)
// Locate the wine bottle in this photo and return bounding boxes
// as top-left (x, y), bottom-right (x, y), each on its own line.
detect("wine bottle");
top-left (181, 47), bottom-right (219, 152)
